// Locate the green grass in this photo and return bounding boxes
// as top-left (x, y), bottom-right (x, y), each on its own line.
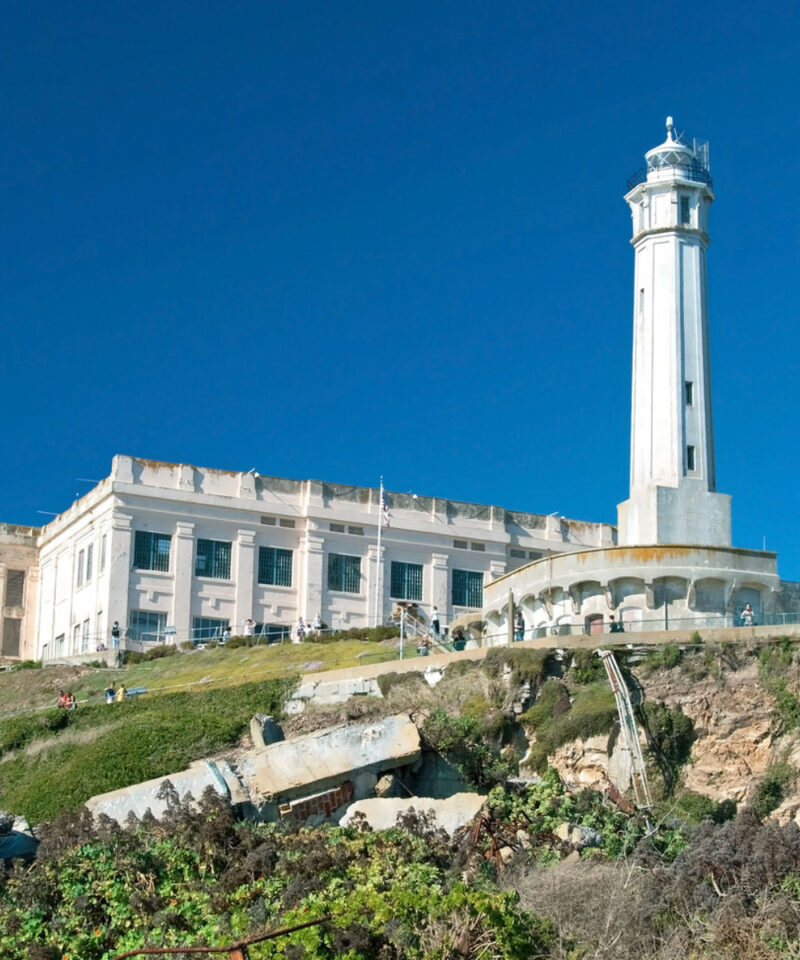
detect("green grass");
top-left (0, 676), bottom-right (293, 823)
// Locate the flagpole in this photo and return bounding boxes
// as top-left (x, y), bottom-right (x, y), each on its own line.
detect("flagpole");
top-left (374, 477), bottom-right (383, 627)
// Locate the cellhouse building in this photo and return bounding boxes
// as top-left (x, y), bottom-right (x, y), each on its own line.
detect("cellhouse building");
top-left (27, 456), bottom-right (614, 659)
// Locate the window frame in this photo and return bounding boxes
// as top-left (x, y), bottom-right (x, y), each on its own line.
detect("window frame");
top-left (133, 531), bottom-right (173, 573)
top-left (452, 569), bottom-right (484, 608)
top-left (258, 546), bottom-right (293, 587)
top-left (195, 538), bottom-right (232, 580)
top-left (390, 561), bottom-right (423, 601)
top-left (327, 553), bottom-right (362, 594)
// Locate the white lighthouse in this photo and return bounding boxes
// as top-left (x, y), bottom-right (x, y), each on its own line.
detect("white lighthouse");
top-left (617, 117), bottom-right (732, 547)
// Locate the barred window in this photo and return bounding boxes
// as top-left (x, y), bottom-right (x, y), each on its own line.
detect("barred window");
top-left (133, 531), bottom-right (172, 572)
top-left (76, 550), bottom-right (84, 587)
top-left (195, 539), bottom-right (232, 579)
top-left (390, 561), bottom-right (423, 601)
top-left (86, 544), bottom-right (93, 582)
top-left (452, 569), bottom-right (483, 608)
top-left (128, 610), bottom-right (168, 642)
top-left (258, 547), bottom-right (293, 587)
top-left (328, 554), bottom-right (361, 593)
top-left (4, 570), bottom-right (25, 607)
top-left (100, 534), bottom-right (107, 572)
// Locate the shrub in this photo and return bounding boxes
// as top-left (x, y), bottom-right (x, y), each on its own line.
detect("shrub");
top-left (421, 707), bottom-right (516, 787)
top-left (640, 701), bottom-right (695, 793)
top-left (643, 642), bottom-right (682, 673)
top-left (224, 634), bottom-right (248, 649)
top-left (752, 762), bottom-right (794, 820)
top-left (483, 647), bottom-right (551, 687)
top-left (570, 649), bottom-right (605, 684)
top-left (10, 660), bottom-right (42, 671)
top-left (179, 640), bottom-right (195, 651)
top-left (376, 671), bottom-right (423, 697)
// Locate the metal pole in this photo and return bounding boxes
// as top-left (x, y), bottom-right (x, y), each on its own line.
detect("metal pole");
top-left (374, 478), bottom-right (383, 627)
top-left (400, 606), bottom-right (405, 660)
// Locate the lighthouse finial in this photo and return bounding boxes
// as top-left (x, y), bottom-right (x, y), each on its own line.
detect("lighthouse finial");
top-left (666, 116), bottom-right (675, 141)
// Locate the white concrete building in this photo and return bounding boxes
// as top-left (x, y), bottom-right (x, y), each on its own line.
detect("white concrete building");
top-left (483, 118), bottom-right (790, 638)
top-left (32, 455), bottom-right (614, 658)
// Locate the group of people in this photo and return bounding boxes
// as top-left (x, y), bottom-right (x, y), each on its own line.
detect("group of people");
top-left (104, 682), bottom-right (126, 704)
top-left (56, 691), bottom-right (77, 710)
top-left (296, 615), bottom-right (325, 642)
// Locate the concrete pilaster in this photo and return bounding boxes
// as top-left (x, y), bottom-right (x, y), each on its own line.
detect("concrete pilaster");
top-left (108, 513), bottom-right (133, 641)
top-left (430, 553), bottom-right (449, 621)
top-left (171, 521), bottom-right (195, 639)
top-left (235, 528), bottom-right (256, 630)
top-left (301, 535), bottom-right (325, 623)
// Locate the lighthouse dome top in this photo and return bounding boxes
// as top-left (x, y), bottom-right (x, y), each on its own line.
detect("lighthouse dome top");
top-left (638, 116), bottom-right (712, 188)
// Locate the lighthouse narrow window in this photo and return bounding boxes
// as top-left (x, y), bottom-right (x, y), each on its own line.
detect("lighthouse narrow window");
top-left (687, 445), bottom-right (696, 471)
top-left (680, 196), bottom-right (691, 225)
top-left (685, 381), bottom-right (694, 405)
top-left (639, 288), bottom-right (644, 320)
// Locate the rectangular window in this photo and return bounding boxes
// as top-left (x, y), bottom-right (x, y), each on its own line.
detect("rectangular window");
top-left (348, 525), bottom-right (364, 536)
top-left (279, 518), bottom-right (296, 528)
top-left (82, 619), bottom-right (90, 653)
top-left (470, 542), bottom-right (485, 552)
top-left (72, 624), bottom-right (80, 653)
top-left (1, 618), bottom-right (21, 657)
top-left (510, 548), bottom-right (526, 559)
top-left (452, 569), bottom-right (484, 608)
top-left (100, 534), bottom-right (107, 572)
top-left (680, 196), bottom-right (691, 225)
top-left (252, 622), bottom-right (291, 642)
top-left (685, 380), bottom-right (694, 406)
top-left (86, 544), bottom-right (93, 582)
top-left (195, 539), bottom-right (232, 579)
top-left (258, 546), bottom-right (293, 586)
top-left (453, 540), bottom-right (469, 550)
top-left (54, 633), bottom-right (65, 653)
top-left (687, 445), bottom-right (696, 471)
top-left (192, 616), bottom-right (230, 641)
top-left (76, 550), bottom-right (85, 587)
top-left (128, 609), bottom-right (168, 643)
top-left (328, 554), bottom-right (361, 593)
top-left (330, 522), bottom-right (346, 533)
top-left (4, 570), bottom-right (25, 607)
top-left (260, 515), bottom-right (276, 525)
top-left (390, 561), bottom-right (423, 601)
top-left (133, 531), bottom-right (172, 572)
top-left (528, 550), bottom-right (544, 560)
top-left (639, 288), bottom-right (645, 320)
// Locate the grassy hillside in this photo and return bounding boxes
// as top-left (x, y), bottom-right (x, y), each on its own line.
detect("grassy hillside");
top-left (0, 637), bottom-right (406, 717)
top-left (0, 676), bottom-right (293, 822)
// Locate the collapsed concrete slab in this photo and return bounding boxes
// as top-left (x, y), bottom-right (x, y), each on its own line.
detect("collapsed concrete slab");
top-left (239, 713), bottom-right (421, 802)
top-left (340, 793), bottom-right (486, 837)
top-left (85, 759), bottom-right (239, 824)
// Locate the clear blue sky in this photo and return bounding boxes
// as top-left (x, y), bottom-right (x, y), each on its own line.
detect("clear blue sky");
top-left (2, 2), bottom-right (799, 578)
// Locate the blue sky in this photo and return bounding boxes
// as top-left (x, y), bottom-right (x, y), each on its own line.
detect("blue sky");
top-left (2, 2), bottom-right (799, 578)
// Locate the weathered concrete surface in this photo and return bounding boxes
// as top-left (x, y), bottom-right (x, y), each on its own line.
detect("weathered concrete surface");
top-left (242, 713), bottom-right (420, 801)
top-left (285, 676), bottom-right (383, 715)
top-left (85, 760), bottom-right (234, 823)
top-left (250, 714), bottom-right (284, 749)
top-left (341, 793), bottom-right (485, 836)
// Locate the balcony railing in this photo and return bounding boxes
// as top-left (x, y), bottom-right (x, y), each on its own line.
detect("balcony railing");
top-left (626, 160), bottom-right (713, 192)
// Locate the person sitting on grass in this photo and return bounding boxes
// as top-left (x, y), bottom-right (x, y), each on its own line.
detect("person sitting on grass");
top-left (65, 692), bottom-right (77, 710)
top-left (105, 682), bottom-right (116, 704)
top-left (57, 690), bottom-right (68, 709)
top-left (115, 684), bottom-right (127, 702)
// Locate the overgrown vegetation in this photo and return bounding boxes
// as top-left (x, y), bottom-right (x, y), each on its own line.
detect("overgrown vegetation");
top-left (0, 677), bottom-right (294, 822)
top-left (121, 643), bottom-right (179, 665)
top-left (420, 707), bottom-right (516, 788)
top-left (521, 681), bottom-right (618, 773)
top-left (638, 701), bottom-right (695, 794)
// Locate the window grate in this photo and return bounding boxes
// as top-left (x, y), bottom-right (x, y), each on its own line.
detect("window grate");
top-left (390, 561), bottom-right (423, 601)
top-left (4, 570), bottom-right (24, 607)
top-left (258, 546), bottom-right (293, 586)
top-left (452, 569), bottom-right (483, 608)
top-left (195, 539), bottom-right (232, 579)
top-left (328, 554), bottom-right (361, 593)
top-left (133, 531), bottom-right (172, 572)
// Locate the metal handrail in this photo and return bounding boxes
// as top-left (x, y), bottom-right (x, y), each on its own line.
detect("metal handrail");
top-left (626, 160), bottom-right (713, 191)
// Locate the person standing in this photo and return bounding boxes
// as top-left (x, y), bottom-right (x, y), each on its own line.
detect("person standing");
top-left (514, 612), bottom-right (525, 643)
top-left (111, 621), bottom-right (121, 649)
top-left (243, 618), bottom-right (255, 637)
top-left (431, 607), bottom-right (441, 636)
top-left (105, 682), bottom-right (116, 704)
top-left (741, 604), bottom-right (755, 627)
top-left (296, 617), bottom-right (306, 643)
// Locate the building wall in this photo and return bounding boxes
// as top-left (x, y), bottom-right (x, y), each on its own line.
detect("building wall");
top-left (0, 524), bottom-right (40, 660)
top-left (33, 456), bottom-right (615, 655)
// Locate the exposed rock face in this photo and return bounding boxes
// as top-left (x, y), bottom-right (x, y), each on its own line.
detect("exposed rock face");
top-left (643, 660), bottom-right (776, 803)
top-left (536, 734), bottom-right (633, 795)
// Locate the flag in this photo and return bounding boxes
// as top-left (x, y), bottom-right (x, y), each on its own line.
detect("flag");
top-left (381, 491), bottom-right (390, 528)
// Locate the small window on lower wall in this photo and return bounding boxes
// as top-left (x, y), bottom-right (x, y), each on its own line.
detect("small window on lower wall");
top-left (328, 554), bottom-right (361, 593)
top-left (128, 610), bottom-right (168, 643)
top-left (452, 569), bottom-right (484, 608)
top-left (195, 539), bottom-right (232, 579)
top-left (192, 617), bottom-right (230, 641)
top-left (510, 548), bottom-right (526, 559)
top-left (687, 445), bottom-right (696, 471)
top-left (390, 561), bottom-right (423, 601)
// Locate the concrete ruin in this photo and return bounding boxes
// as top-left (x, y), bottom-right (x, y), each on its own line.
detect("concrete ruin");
top-left (85, 713), bottom-right (428, 827)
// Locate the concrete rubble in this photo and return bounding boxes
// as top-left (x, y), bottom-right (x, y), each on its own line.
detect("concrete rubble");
top-left (85, 713), bottom-right (426, 827)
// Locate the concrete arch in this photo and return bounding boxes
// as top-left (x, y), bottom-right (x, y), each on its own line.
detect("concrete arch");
top-left (609, 576), bottom-right (647, 610)
top-left (692, 577), bottom-right (728, 614)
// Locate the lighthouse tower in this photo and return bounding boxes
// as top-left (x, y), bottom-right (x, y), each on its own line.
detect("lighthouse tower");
top-left (617, 118), bottom-right (731, 547)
